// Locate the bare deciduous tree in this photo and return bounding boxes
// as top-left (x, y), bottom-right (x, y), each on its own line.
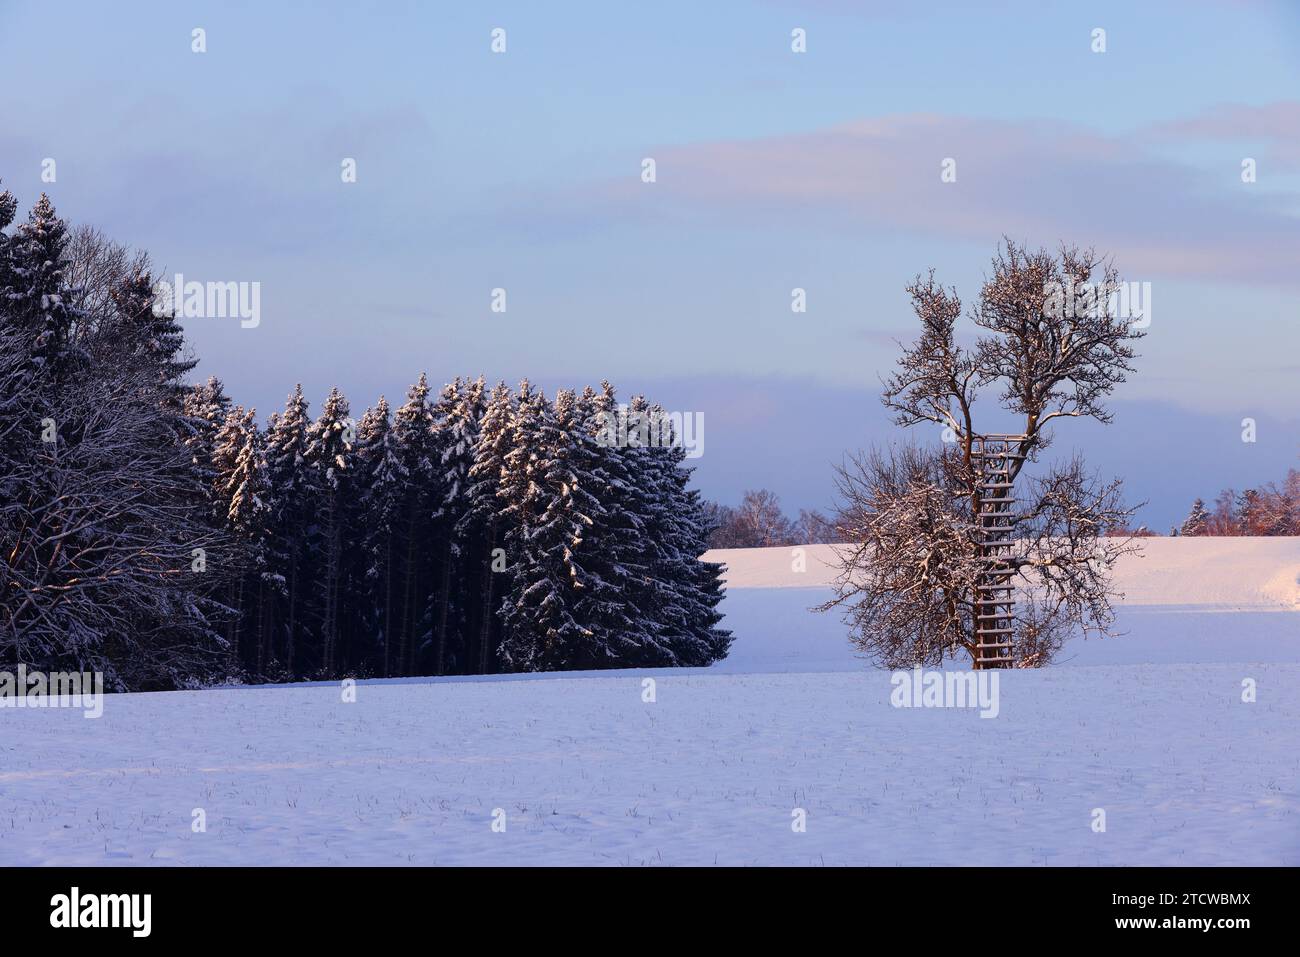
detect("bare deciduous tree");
top-left (821, 242), bottom-right (1143, 669)
top-left (705, 489), bottom-right (795, 547)
top-left (62, 224), bottom-right (150, 336)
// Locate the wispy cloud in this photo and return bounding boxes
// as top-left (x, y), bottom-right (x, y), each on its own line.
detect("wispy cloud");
top-left (506, 110), bottom-right (1300, 287)
top-left (1150, 100), bottom-right (1300, 171)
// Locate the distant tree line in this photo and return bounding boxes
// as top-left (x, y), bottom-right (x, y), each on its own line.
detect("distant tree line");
top-left (704, 489), bottom-right (841, 548)
top-left (1176, 470), bottom-right (1300, 536)
top-left (0, 186), bottom-right (729, 690)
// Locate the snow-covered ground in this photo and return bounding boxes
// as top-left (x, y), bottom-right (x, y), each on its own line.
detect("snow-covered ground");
top-left (2, 539), bottom-right (1298, 866)
top-left (711, 538), bottom-right (1300, 672)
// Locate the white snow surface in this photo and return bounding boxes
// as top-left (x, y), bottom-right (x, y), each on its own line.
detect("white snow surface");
top-left (3, 538), bottom-right (1298, 866)
top-left (712, 537), bottom-right (1300, 607)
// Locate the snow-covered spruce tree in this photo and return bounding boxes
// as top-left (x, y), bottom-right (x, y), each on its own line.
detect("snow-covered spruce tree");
top-left (571, 385), bottom-right (658, 662)
top-left (263, 385), bottom-right (312, 676)
top-left (0, 192), bottom-right (229, 688)
top-left (108, 266), bottom-right (196, 414)
top-left (1180, 498), bottom-right (1210, 537)
top-left (495, 380), bottom-right (553, 670)
top-left (581, 384), bottom-right (673, 665)
top-left (303, 386), bottom-right (354, 676)
top-left (390, 373), bottom-right (437, 675)
top-left (622, 395), bottom-right (731, 666)
top-left (354, 395), bottom-right (405, 676)
top-left (180, 376), bottom-right (241, 649)
top-left (0, 186), bottom-right (35, 537)
top-left (212, 405), bottom-right (274, 674)
top-left (427, 376), bottom-right (486, 674)
top-left (468, 380), bottom-right (730, 672)
top-left (821, 242), bottom-right (1142, 669)
top-left (6, 195), bottom-right (86, 377)
top-left (459, 380), bottom-right (515, 674)
top-left (426, 378), bottom-right (463, 674)
top-left (182, 376), bottom-right (233, 517)
top-left (498, 388), bottom-right (615, 670)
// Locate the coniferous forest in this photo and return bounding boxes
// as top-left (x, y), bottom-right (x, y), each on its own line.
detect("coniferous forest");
top-left (0, 187), bottom-right (731, 690)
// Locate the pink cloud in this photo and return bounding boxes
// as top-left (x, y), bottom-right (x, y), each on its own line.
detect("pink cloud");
top-left (538, 110), bottom-right (1300, 287)
top-left (1150, 101), bottom-right (1300, 171)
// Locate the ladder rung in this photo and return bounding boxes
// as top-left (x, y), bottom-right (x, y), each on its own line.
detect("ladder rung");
top-left (978, 628), bottom-right (1014, 635)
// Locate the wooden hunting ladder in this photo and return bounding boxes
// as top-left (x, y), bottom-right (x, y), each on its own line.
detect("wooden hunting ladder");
top-left (970, 434), bottom-right (1027, 669)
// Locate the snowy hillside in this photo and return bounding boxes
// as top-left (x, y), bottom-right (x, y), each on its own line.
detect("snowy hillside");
top-left (710, 537), bottom-right (1300, 607)
top-left (709, 537), bottom-right (1300, 673)
top-left (2, 538), bottom-right (1297, 866)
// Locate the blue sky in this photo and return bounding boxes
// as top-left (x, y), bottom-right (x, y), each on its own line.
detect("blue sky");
top-left (1, 0), bottom-right (1297, 528)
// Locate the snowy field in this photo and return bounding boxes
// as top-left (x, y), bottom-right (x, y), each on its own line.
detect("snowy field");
top-left (2, 538), bottom-right (1298, 866)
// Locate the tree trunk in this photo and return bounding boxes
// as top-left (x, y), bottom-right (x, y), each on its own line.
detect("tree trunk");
top-left (285, 557), bottom-right (298, 677)
top-left (398, 511), bottom-right (419, 676)
top-left (478, 524), bottom-right (498, 674)
top-left (321, 499), bottom-right (340, 675)
top-left (257, 575), bottom-right (271, 676)
top-left (435, 538), bottom-right (453, 674)
top-left (381, 535), bottom-right (393, 678)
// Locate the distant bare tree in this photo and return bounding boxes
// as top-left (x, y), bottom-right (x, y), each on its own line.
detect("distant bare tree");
top-left (1262, 471), bottom-right (1300, 534)
top-left (795, 508), bottom-right (843, 544)
top-left (706, 489), bottom-right (797, 547)
top-left (1233, 475), bottom-right (1299, 535)
top-left (1206, 489), bottom-right (1240, 536)
top-left (705, 495), bottom-right (844, 548)
top-left (821, 242), bottom-right (1143, 669)
top-left (733, 489), bottom-right (795, 546)
top-left (62, 224), bottom-right (151, 335)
